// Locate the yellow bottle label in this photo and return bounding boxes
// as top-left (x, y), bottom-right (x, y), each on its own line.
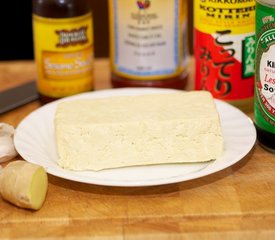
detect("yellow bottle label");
top-left (33, 13), bottom-right (94, 98)
top-left (109, 0), bottom-right (189, 81)
top-left (194, 1), bottom-right (255, 34)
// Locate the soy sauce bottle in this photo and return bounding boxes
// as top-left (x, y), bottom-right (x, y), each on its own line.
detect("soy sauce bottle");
top-left (255, 0), bottom-right (275, 153)
top-left (32, 0), bottom-right (94, 103)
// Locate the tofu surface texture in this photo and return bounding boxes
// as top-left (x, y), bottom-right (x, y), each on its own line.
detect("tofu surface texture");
top-left (55, 91), bottom-right (223, 171)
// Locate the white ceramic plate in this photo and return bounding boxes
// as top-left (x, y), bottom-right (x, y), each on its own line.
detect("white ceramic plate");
top-left (14, 88), bottom-right (256, 187)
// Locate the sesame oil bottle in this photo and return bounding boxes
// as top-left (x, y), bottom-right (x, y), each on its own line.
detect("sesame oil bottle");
top-left (32, 0), bottom-right (94, 103)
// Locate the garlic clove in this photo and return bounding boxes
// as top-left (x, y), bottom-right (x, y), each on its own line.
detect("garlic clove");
top-left (0, 123), bottom-right (15, 137)
top-left (0, 123), bottom-right (18, 163)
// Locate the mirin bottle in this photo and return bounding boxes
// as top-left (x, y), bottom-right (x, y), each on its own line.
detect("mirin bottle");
top-left (194, 0), bottom-right (256, 112)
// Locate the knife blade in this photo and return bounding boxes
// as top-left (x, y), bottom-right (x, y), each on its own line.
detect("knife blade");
top-left (0, 81), bottom-right (39, 114)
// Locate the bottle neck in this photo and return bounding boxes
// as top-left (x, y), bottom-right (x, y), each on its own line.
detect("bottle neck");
top-left (32, 0), bottom-right (91, 18)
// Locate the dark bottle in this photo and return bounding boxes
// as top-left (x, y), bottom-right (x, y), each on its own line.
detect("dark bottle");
top-left (254, 0), bottom-right (275, 153)
top-left (32, 0), bottom-right (94, 103)
top-left (108, 0), bottom-right (189, 89)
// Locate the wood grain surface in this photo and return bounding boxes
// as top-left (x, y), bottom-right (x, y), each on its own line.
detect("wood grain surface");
top-left (0, 58), bottom-right (275, 240)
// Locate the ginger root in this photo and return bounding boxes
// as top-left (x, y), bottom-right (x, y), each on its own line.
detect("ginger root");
top-left (0, 160), bottom-right (48, 210)
top-left (0, 123), bottom-right (18, 163)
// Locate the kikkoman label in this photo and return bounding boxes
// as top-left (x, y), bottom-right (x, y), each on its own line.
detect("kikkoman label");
top-left (33, 13), bottom-right (93, 98)
top-left (194, 0), bottom-right (255, 100)
top-left (255, 2), bottom-right (275, 131)
top-left (109, 0), bottom-right (189, 80)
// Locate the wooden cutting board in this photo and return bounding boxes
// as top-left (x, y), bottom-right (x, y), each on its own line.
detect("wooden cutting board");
top-left (1, 59), bottom-right (275, 239)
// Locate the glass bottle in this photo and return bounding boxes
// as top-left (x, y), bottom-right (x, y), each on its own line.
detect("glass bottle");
top-left (255, 0), bottom-right (275, 152)
top-left (108, 0), bottom-right (189, 89)
top-left (194, 0), bottom-right (256, 112)
top-left (32, 0), bottom-right (94, 103)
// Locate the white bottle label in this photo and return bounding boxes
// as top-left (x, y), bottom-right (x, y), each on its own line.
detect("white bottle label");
top-left (110, 0), bottom-right (188, 80)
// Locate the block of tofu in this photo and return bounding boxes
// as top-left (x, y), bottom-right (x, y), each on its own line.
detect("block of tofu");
top-left (55, 91), bottom-right (223, 171)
